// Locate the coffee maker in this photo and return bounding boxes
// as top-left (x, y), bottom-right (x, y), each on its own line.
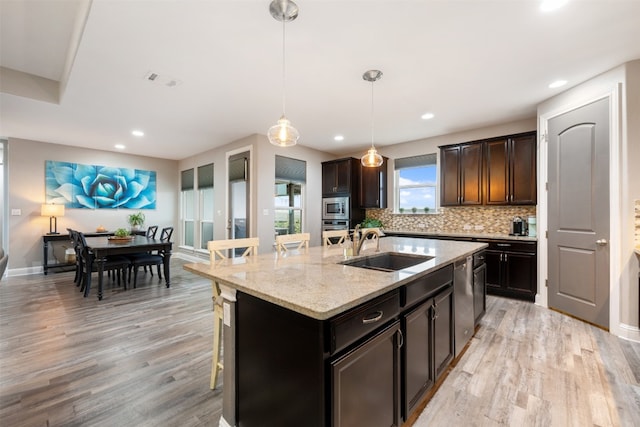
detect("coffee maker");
top-left (510, 216), bottom-right (528, 236)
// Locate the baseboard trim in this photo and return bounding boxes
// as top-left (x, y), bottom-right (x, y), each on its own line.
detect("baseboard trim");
top-left (617, 322), bottom-right (640, 343)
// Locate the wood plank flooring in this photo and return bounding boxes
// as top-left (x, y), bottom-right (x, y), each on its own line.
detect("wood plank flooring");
top-left (1, 258), bottom-right (639, 426)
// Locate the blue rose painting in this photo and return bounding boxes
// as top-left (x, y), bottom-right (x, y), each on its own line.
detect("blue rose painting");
top-left (45, 161), bottom-right (156, 209)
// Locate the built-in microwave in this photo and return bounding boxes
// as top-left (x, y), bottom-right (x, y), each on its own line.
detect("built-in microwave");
top-left (322, 196), bottom-right (349, 220)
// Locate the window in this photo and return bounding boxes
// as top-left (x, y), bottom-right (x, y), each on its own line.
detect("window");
top-left (181, 168), bottom-right (195, 247)
top-left (198, 163), bottom-right (214, 250)
top-left (395, 154), bottom-right (437, 212)
top-left (274, 156), bottom-right (306, 236)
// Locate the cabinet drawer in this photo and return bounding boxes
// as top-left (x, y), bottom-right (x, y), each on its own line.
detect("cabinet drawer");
top-left (484, 240), bottom-right (536, 254)
top-left (330, 290), bottom-right (400, 355)
top-left (403, 264), bottom-right (453, 308)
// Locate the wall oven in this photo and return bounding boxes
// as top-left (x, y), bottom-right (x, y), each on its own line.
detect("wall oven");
top-left (322, 220), bottom-right (349, 232)
top-left (322, 196), bottom-right (349, 220)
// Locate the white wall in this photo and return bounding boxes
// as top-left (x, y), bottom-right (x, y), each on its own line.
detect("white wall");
top-left (178, 133), bottom-right (335, 255)
top-left (537, 59), bottom-right (640, 340)
top-left (6, 138), bottom-right (178, 274)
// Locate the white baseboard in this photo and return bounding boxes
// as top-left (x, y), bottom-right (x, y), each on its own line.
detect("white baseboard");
top-left (617, 323), bottom-right (640, 343)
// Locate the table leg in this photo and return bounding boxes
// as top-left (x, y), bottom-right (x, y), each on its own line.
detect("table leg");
top-left (83, 254), bottom-right (93, 298)
top-left (96, 257), bottom-right (106, 300)
top-left (43, 240), bottom-right (49, 275)
top-left (163, 250), bottom-right (171, 288)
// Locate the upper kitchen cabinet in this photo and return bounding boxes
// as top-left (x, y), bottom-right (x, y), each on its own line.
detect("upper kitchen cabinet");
top-left (485, 131), bottom-right (537, 205)
top-left (359, 158), bottom-right (388, 208)
top-left (440, 142), bottom-right (483, 206)
top-left (322, 158), bottom-right (360, 196)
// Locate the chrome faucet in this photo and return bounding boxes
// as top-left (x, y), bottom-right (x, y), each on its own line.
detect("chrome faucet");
top-left (354, 226), bottom-right (381, 255)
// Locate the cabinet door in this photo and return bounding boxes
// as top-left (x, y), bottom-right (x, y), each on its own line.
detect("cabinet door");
top-left (322, 162), bottom-right (337, 194)
top-left (484, 249), bottom-right (502, 291)
top-left (503, 251), bottom-right (537, 300)
top-left (331, 321), bottom-right (401, 427)
top-left (440, 146), bottom-right (460, 206)
top-left (403, 299), bottom-right (434, 418)
top-left (360, 161), bottom-right (387, 208)
top-left (484, 139), bottom-right (509, 205)
top-left (460, 143), bottom-right (483, 205)
top-left (510, 133), bottom-right (537, 205)
top-left (335, 160), bottom-right (352, 194)
top-left (432, 286), bottom-right (454, 380)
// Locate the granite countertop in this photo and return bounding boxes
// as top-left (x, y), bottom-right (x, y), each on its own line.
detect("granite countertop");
top-left (184, 236), bottom-right (486, 320)
top-left (383, 229), bottom-right (538, 242)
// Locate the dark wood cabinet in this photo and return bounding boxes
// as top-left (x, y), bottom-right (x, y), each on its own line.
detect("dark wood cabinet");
top-left (322, 158), bottom-right (359, 196)
top-left (440, 131), bottom-right (536, 206)
top-left (359, 158), bottom-right (388, 208)
top-left (440, 142), bottom-right (483, 206)
top-left (485, 240), bottom-right (537, 301)
top-left (402, 267), bottom-right (454, 420)
top-left (485, 132), bottom-right (537, 205)
top-left (331, 321), bottom-right (402, 427)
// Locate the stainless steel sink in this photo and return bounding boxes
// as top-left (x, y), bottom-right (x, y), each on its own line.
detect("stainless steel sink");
top-left (340, 252), bottom-right (434, 272)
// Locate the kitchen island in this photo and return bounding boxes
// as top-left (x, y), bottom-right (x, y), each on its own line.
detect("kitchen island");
top-left (184, 236), bottom-right (486, 427)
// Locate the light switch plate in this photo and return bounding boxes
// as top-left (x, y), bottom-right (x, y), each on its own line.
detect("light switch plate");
top-left (263, 209), bottom-right (269, 216)
top-left (11, 209), bottom-right (21, 216)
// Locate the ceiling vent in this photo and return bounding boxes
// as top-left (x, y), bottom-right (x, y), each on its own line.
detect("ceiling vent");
top-left (143, 71), bottom-right (182, 88)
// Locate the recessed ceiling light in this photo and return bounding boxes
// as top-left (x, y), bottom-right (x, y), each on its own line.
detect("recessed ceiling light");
top-left (115, 144), bottom-right (126, 150)
top-left (540, 0), bottom-right (568, 12)
top-left (421, 112), bottom-right (435, 120)
top-left (548, 80), bottom-right (567, 89)
top-left (334, 135), bottom-right (344, 141)
top-left (131, 130), bottom-right (144, 137)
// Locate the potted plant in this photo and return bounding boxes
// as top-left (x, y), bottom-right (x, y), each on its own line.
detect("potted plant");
top-left (360, 217), bottom-right (383, 229)
top-left (411, 207), bottom-right (417, 214)
top-left (127, 211), bottom-right (145, 231)
top-left (399, 208), bottom-right (405, 214)
top-left (114, 228), bottom-right (131, 238)
top-left (423, 207), bottom-right (430, 213)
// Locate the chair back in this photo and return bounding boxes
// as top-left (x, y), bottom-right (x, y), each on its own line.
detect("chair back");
top-left (322, 230), bottom-right (349, 246)
top-left (208, 237), bottom-right (259, 264)
top-left (146, 225), bottom-right (158, 239)
top-left (275, 233), bottom-right (310, 253)
top-left (160, 227), bottom-right (174, 241)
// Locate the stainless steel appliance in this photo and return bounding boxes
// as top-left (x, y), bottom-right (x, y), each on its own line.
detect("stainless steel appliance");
top-left (322, 219), bottom-right (349, 231)
top-left (510, 216), bottom-right (528, 236)
top-left (454, 256), bottom-right (474, 358)
top-left (322, 196), bottom-right (349, 220)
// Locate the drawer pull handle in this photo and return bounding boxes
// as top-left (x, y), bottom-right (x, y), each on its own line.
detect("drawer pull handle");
top-left (362, 311), bottom-right (383, 324)
top-left (497, 243), bottom-right (511, 247)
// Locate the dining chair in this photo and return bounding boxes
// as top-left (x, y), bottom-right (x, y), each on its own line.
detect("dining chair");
top-left (128, 226), bottom-right (173, 288)
top-left (76, 232), bottom-right (131, 297)
top-left (146, 225), bottom-right (158, 239)
top-left (207, 237), bottom-right (259, 390)
top-left (275, 232), bottom-right (310, 253)
top-left (322, 229), bottom-right (349, 246)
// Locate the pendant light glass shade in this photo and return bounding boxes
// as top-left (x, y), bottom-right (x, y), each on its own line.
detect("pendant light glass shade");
top-left (268, 0), bottom-right (299, 147)
top-left (362, 147), bottom-right (384, 167)
top-left (268, 115), bottom-right (300, 147)
top-left (361, 69), bottom-right (384, 167)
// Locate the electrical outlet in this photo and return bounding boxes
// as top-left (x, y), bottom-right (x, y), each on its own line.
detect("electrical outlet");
top-left (11, 209), bottom-right (21, 216)
top-left (417, 223), bottom-right (426, 228)
top-left (263, 209), bottom-right (269, 216)
top-left (474, 225), bottom-right (484, 230)
top-left (463, 224), bottom-right (472, 230)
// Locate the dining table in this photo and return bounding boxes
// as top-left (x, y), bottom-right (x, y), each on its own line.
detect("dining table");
top-left (83, 235), bottom-right (172, 300)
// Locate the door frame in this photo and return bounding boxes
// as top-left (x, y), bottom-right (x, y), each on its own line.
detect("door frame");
top-left (538, 84), bottom-right (625, 337)
top-left (225, 145), bottom-right (254, 241)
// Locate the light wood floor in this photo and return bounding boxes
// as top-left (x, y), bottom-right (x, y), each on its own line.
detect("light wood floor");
top-left (1, 259), bottom-right (639, 426)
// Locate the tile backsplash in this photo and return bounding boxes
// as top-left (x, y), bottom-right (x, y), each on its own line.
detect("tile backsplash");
top-left (366, 206), bottom-right (537, 235)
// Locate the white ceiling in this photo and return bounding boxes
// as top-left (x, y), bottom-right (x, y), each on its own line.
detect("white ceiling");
top-left (1, 0), bottom-right (640, 161)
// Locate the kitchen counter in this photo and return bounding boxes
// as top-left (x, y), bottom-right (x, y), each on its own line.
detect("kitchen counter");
top-left (383, 229), bottom-right (538, 242)
top-left (184, 236), bottom-right (486, 320)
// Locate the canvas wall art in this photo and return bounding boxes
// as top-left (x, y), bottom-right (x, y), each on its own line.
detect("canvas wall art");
top-left (45, 160), bottom-right (156, 209)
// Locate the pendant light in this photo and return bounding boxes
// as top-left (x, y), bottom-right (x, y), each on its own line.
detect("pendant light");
top-left (268, 0), bottom-right (300, 147)
top-left (361, 69), bottom-right (384, 167)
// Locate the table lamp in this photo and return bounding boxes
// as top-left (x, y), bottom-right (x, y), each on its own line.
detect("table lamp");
top-left (41, 204), bottom-right (65, 235)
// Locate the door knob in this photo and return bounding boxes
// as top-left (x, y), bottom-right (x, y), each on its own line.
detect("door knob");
top-left (596, 239), bottom-right (608, 246)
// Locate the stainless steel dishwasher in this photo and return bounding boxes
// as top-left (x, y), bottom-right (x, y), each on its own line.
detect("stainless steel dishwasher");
top-left (454, 255), bottom-right (474, 358)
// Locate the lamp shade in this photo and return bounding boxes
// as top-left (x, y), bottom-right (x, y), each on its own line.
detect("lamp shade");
top-left (41, 204), bottom-right (65, 217)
